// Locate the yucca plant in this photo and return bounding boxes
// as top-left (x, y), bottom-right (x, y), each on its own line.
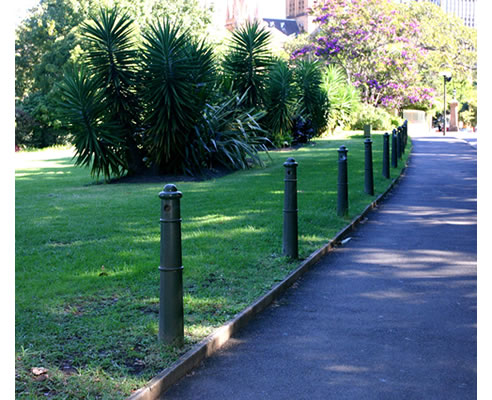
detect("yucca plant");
top-left (140, 19), bottom-right (216, 173)
top-left (293, 59), bottom-right (329, 137)
top-left (321, 64), bottom-right (360, 133)
top-left (263, 60), bottom-right (297, 146)
top-left (57, 66), bottom-right (127, 181)
top-left (195, 92), bottom-right (271, 171)
top-left (223, 20), bottom-right (273, 109)
top-left (82, 7), bottom-right (145, 175)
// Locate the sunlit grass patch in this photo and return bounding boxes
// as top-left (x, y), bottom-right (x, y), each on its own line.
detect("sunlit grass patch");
top-left (15, 132), bottom-right (410, 399)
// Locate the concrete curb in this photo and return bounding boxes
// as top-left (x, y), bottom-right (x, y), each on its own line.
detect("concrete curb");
top-left (126, 148), bottom-right (412, 400)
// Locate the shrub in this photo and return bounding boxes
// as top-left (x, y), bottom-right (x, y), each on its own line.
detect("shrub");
top-left (15, 106), bottom-right (40, 147)
top-left (350, 103), bottom-right (401, 131)
top-left (195, 93), bottom-right (271, 171)
top-left (460, 100), bottom-right (477, 127)
top-left (321, 65), bottom-right (360, 133)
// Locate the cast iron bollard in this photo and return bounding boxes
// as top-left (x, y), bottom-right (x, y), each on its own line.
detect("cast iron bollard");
top-left (403, 120), bottom-right (408, 151)
top-left (391, 129), bottom-right (398, 168)
top-left (283, 158), bottom-right (298, 259)
top-left (364, 138), bottom-right (374, 196)
top-left (396, 127), bottom-right (402, 160)
top-left (399, 126), bottom-right (405, 156)
top-left (401, 126), bottom-right (405, 154)
top-left (337, 145), bottom-right (349, 217)
top-left (158, 184), bottom-right (184, 346)
top-left (382, 132), bottom-right (390, 179)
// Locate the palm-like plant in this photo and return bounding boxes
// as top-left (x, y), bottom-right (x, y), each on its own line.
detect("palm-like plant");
top-left (140, 19), bottom-right (216, 173)
top-left (82, 7), bottom-right (145, 175)
top-left (195, 92), bottom-right (271, 171)
top-left (58, 11), bottom-right (274, 178)
top-left (223, 21), bottom-right (273, 108)
top-left (293, 59), bottom-right (329, 137)
top-left (57, 66), bottom-right (126, 181)
top-left (263, 60), bottom-right (297, 145)
top-left (321, 65), bottom-right (360, 133)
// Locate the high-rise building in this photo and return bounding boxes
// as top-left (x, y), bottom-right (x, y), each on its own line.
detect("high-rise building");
top-left (394, 0), bottom-right (476, 27)
top-left (439, 0), bottom-right (476, 28)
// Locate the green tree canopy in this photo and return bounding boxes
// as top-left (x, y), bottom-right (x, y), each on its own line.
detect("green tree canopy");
top-left (402, 1), bottom-right (477, 111)
top-left (15, 0), bottom-right (213, 148)
top-left (290, 0), bottom-right (476, 114)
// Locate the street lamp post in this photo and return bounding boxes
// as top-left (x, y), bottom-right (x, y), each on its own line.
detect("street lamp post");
top-left (442, 72), bottom-right (452, 136)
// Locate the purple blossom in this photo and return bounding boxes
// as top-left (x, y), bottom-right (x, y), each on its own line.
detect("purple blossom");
top-left (367, 79), bottom-right (383, 90)
top-left (291, 45), bottom-right (314, 60)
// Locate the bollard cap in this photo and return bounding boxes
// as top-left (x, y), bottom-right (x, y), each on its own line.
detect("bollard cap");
top-left (384, 132), bottom-right (389, 137)
top-left (364, 138), bottom-right (373, 144)
top-left (283, 157), bottom-right (298, 168)
top-left (159, 184), bottom-right (183, 200)
top-left (338, 145), bottom-right (348, 160)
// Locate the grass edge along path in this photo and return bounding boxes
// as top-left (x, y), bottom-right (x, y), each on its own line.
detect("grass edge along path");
top-left (15, 131), bottom-right (411, 400)
top-left (127, 152), bottom-right (410, 400)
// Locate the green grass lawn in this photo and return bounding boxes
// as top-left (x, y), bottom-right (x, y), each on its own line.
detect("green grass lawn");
top-left (15, 131), bottom-right (410, 399)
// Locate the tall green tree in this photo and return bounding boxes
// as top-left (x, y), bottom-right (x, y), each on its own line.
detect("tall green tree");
top-left (402, 1), bottom-right (477, 112)
top-left (291, 0), bottom-right (476, 115)
top-left (15, 0), bottom-right (96, 147)
top-left (15, 0), bottom-right (213, 148)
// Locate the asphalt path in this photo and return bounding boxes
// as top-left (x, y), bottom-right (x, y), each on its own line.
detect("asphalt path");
top-left (162, 134), bottom-right (477, 400)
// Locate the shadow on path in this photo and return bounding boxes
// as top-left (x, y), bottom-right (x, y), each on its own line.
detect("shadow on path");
top-left (162, 135), bottom-right (477, 400)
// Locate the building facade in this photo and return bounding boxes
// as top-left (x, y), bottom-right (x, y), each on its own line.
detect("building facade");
top-left (394, 0), bottom-right (476, 27)
top-left (285, 0), bottom-right (316, 33)
top-left (225, 0), bottom-right (260, 30)
top-left (439, 0), bottom-right (476, 28)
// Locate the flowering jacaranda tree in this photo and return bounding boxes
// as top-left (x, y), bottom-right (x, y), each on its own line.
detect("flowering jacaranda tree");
top-left (292, 0), bottom-right (435, 111)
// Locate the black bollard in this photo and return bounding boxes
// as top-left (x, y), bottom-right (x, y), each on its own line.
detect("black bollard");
top-left (364, 138), bottom-right (374, 196)
top-left (399, 126), bottom-right (405, 156)
top-left (283, 158), bottom-right (298, 259)
top-left (403, 120), bottom-right (408, 151)
top-left (391, 129), bottom-right (398, 168)
top-left (382, 132), bottom-right (390, 179)
top-left (401, 126), bottom-right (406, 155)
top-left (158, 184), bottom-right (184, 346)
top-left (397, 127), bottom-right (402, 160)
top-left (337, 145), bottom-right (349, 217)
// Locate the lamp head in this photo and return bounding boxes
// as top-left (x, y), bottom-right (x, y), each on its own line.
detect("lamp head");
top-left (441, 71), bottom-right (452, 82)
